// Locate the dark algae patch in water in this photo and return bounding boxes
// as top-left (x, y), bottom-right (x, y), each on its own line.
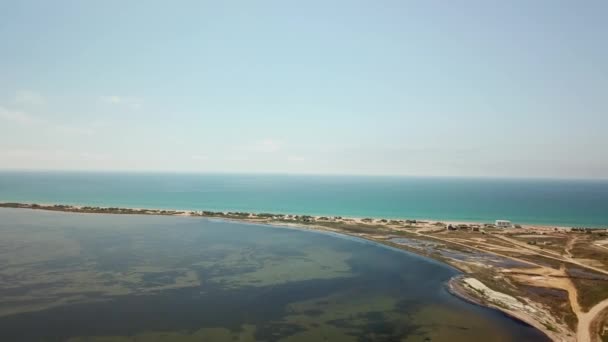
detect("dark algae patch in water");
top-left (0, 208), bottom-right (548, 341)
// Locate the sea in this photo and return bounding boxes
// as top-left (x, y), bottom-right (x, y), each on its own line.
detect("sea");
top-left (1, 171), bottom-right (607, 227)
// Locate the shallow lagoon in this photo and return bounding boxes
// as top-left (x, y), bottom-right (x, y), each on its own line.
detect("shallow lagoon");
top-left (0, 208), bottom-right (547, 341)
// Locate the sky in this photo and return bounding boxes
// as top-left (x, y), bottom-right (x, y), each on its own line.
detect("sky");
top-left (0, 1), bottom-right (607, 178)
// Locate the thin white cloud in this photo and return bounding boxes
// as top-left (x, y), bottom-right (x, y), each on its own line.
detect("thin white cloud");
top-left (287, 155), bottom-right (305, 162)
top-left (0, 148), bottom-right (69, 160)
top-left (225, 155), bottom-right (249, 161)
top-left (0, 105), bottom-right (93, 136)
top-left (54, 124), bottom-right (95, 136)
top-left (15, 90), bottom-right (46, 105)
top-left (99, 95), bottom-right (142, 109)
top-left (0, 148), bottom-right (107, 162)
top-left (0, 106), bottom-right (43, 125)
top-left (191, 155), bottom-right (209, 161)
top-left (78, 152), bottom-right (109, 161)
top-left (247, 139), bottom-right (282, 153)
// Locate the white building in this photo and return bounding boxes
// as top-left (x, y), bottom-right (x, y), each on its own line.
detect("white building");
top-left (495, 220), bottom-right (512, 228)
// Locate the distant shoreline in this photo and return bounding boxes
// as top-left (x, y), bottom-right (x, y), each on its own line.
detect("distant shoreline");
top-left (2, 171), bottom-right (607, 228)
top-left (0, 200), bottom-right (604, 229)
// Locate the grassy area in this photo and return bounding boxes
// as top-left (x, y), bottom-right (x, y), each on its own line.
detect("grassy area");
top-left (514, 284), bottom-right (577, 330)
top-left (439, 231), bottom-right (485, 239)
top-left (566, 266), bottom-right (608, 311)
top-left (0, 203), bottom-right (186, 216)
top-left (469, 266), bottom-right (521, 299)
top-left (509, 235), bottom-right (569, 255)
top-left (591, 306), bottom-right (608, 342)
top-left (497, 251), bottom-right (563, 269)
top-left (571, 240), bottom-right (608, 270)
top-left (480, 235), bottom-right (522, 248)
top-left (279, 220), bottom-right (390, 234)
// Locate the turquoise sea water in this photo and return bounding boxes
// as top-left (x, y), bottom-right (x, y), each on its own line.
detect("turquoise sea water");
top-left (0, 171), bottom-right (607, 227)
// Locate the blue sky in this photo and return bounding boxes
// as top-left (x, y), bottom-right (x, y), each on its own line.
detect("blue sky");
top-left (0, 1), bottom-right (607, 178)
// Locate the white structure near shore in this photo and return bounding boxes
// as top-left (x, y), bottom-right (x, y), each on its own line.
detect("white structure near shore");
top-left (495, 220), bottom-right (513, 228)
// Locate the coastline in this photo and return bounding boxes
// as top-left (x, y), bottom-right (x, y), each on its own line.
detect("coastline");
top-left (0, 201), bottom-right (593, 230)
top-left (2, 171), bottom-right (608, 229)
top-left (2, 195), bottom-right (607, 229)
top-left (445, 276), bottom-right (556, 342)
top-left (3, 202), bottom-right (608, 341)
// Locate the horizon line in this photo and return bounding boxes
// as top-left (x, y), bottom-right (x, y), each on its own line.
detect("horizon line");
top-left (1, 167), bottom-right (607, 182)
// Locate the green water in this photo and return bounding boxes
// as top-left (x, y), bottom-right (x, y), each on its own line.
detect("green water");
top-left (1, 171), bottom-right (607, 227)
top-left (0, 208), bottom-right (548, 341)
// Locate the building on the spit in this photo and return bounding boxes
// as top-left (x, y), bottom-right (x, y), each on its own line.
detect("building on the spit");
top-left (495, 220), bottom-right (513, 228)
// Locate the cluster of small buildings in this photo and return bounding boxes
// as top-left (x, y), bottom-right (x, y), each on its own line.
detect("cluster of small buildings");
top-left (447, 220), bottom-right (514, 232)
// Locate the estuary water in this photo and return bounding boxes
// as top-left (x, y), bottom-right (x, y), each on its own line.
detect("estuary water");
top-left (0, 208), bottom-right (548, 341)
top-left (1, 171), bottom-right (607, 227)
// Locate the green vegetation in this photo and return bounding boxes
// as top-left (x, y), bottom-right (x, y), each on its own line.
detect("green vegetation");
top-left (256, 213), bottom-right (275, 218)
top-left (227, 212), bottom-right (250, 217)
top-left (566, 266), bottom-right (608, 311)
top-left (200, 210), bottom-right (224, 216)
top-left (543, 323), bottom-right (557, 332)
top-left (0, 202), bottom-right (32, 208)
top-left (571, 241), bottom-right (608, 270)
top-left (309, 220), bottom-right (387, 234)
top-left (590, 306), bottom-right (608, 342)
top-left (0, 203), bottom-right (187, 216)
top-left (498, 251), bottom-right (563, 269)
top-left (515, 284), bottom-right (577, 330)
top-left (471, 267), bottom-right (521, 299)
